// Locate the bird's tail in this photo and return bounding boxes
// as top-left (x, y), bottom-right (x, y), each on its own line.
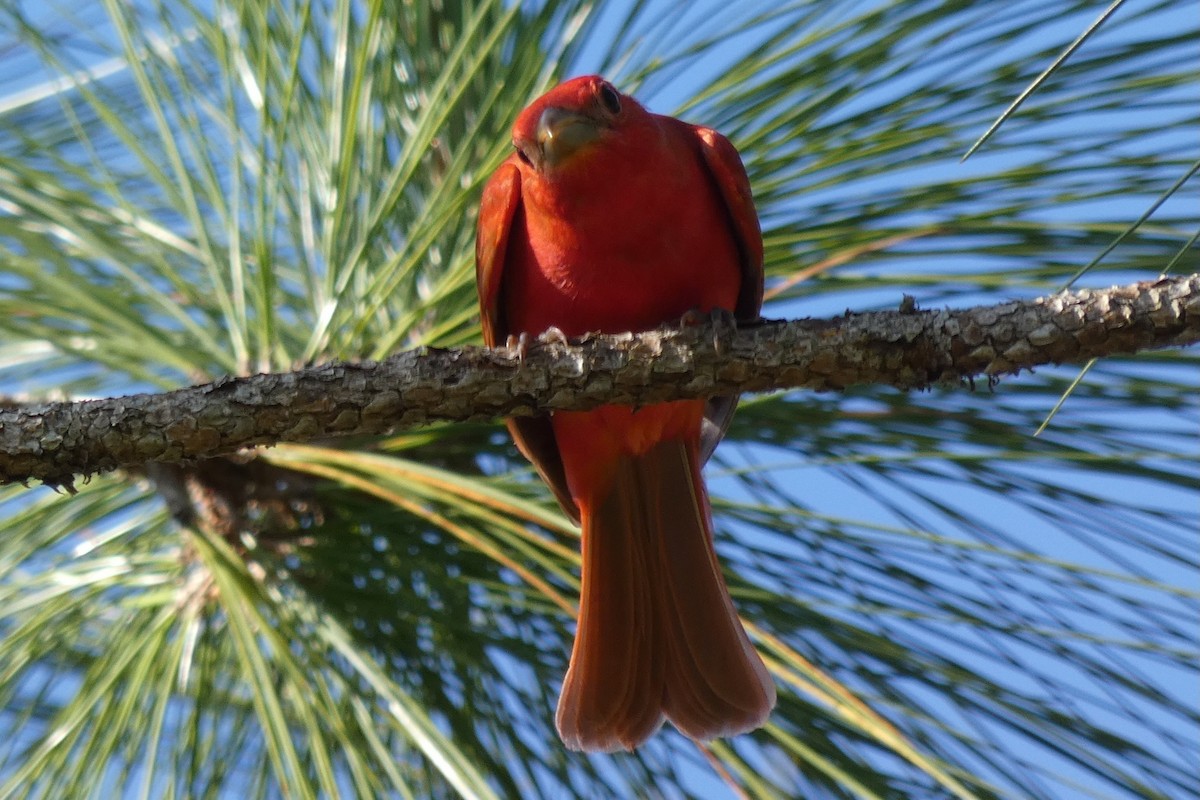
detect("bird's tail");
top-left (555, 438), bottom-right (775, 752)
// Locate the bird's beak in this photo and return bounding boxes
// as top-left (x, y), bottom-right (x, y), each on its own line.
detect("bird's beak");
top-left (536, 106), bottom-right (603, 168)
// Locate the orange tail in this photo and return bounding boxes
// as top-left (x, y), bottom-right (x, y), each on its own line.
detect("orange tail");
top-left (555, 438), bottom-right (776, 752)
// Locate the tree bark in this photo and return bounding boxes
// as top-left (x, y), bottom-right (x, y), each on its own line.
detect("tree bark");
top-left (1, 275), bottom-right (1197, 488)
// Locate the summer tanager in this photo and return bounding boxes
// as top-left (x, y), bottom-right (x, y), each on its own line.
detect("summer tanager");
top-left (475, 76), bottom-right (774, 751)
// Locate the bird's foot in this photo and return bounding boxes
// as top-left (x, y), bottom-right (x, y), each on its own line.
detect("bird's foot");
top-left (538, 326), bottom-right (571, 346)
top-left (679, 307), bottom-right (738, 354)
top-left (504, 332), bottom-right (531, 362)
top-left (678, 306), bottom-right (738, 329)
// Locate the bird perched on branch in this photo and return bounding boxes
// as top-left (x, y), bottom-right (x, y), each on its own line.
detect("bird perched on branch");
top-left (475, 75), bottom-right (773, 751)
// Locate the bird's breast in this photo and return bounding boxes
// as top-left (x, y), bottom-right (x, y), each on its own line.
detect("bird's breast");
top-left (505, 154), bottom-right (741, 338)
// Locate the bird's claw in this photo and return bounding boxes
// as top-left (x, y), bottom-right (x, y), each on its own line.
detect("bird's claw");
top-left (538, 326), bottom-right (571, 346)
top-left (679, 306), bottom-right (737, 329)
top-left (504, 332), bottom-right (531, 362)
top-left (679, 307), bottom-right (737, 354)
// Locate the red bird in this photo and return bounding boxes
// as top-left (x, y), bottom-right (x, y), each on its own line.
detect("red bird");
top-left (475, 76), bottom-right (774, 751)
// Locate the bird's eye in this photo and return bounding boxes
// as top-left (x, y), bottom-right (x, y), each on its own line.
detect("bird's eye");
top-left (598, 83), bottom-right (622, 115)
top-left (514, 143), bottom-right (531, 165)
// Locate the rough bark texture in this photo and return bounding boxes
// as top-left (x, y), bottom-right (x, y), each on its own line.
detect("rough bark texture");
top-left (1, 275), bottom-right (1196, 487)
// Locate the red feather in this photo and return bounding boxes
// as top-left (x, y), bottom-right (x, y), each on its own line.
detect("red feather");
top-left (476, 75), bottom-right (773, 751)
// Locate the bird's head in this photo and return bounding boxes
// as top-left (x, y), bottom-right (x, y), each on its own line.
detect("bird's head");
top-left (510, 76), bottom-right (642, 173)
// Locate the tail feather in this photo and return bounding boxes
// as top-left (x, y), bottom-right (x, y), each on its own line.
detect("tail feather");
top-left (556, 462), bottom-right (664, 751)
top-left (555, 439), bottom-right (775, 751)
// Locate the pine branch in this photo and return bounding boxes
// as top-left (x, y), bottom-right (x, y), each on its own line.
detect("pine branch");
top-left (2, 275), bottom-right (1196, 488)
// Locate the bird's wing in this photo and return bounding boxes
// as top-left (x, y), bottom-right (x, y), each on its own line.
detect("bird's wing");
top-left (689, 124), bottom-right (765, 461)
top-left (475, 158), bottom-right (581, 522)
